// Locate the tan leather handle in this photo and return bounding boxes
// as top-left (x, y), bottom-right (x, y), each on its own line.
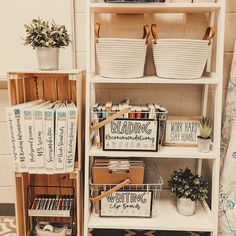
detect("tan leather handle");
top-left (90, 179), bottom-right (131, 203)
top-left (151, 24), bottom-right (158, 44)
top-left (95, 23), bottom-right (101, 43)
top-left (143, 24), bottom-right (151, 45)
top-left (95, 23), bottom-right (150, 44)
top-left (203, 26), bottom-right (216, 45)
top-left (90, 107), bottom-right (131, 132)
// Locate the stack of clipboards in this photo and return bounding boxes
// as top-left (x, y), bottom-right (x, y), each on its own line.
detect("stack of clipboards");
top-left (92, 159), bottom-right (145, 185)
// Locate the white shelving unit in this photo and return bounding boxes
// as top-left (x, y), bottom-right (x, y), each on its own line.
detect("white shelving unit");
top-left (85, 1), bottom-right (225, 235)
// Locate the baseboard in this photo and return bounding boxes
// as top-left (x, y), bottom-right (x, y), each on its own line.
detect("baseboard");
top-left (0, 203), bottom-right (15, 216)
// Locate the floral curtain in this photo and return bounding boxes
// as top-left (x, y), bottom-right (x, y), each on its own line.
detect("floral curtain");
top-left (219, 41), bottom-right (236, 235)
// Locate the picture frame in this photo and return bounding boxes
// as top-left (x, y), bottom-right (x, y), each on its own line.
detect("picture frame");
top-left (103, 118), bottom-right (158, 152)
top-left (164, 116), bottom-right (202, 147)
top-left (99, 189), bottom-right (153, 218)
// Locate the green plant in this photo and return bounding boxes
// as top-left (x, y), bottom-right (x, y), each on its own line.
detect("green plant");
top-left (23, 18), bottom-right (71, 49)
top-left (199, 117), bottom-right (212, 139)
top-left (168, 167), bottom-right (208, 202)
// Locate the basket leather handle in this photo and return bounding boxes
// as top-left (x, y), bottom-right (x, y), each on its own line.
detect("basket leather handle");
top-left (95, 23), bottom-right (101, 43)
top-left (143, 24), bottom-right (151, 45)
top-left (95, 23), bottom-right (150, 44)
top-left (90, 179), bottom-right (131, 203)
top-left (90, 107), bottom-right (131, 132)
top-left (203, 26), bottom-right (216, 45)
top-left (151, 24), bottom-right (158, 44)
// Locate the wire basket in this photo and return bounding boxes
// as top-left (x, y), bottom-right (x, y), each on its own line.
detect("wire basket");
top-left (91, 109), bottom-right (167, 151)
top-left (90, 163), bottom-right (164, 218)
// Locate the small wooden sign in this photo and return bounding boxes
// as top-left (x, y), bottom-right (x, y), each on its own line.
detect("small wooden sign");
top-left (99, 190), bottom-right (153, 218)
top-left (165, 116), bottom-right (202, 147)
top-left (103, 119), bottom-right (158, 151)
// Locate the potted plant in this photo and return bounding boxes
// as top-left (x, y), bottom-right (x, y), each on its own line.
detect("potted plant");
top-left (168, 167), bottom-right (208, 216)
top-left (23, 18), bottom-right (71, 70)
top-left (197, 117), bottom-right (213, 153)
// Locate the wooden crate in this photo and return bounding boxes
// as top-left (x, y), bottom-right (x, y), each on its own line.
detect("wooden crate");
top-left (7, 70), bottom-right (85, 236)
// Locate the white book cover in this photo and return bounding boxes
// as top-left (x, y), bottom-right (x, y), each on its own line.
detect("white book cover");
top-left (5, 99), bottom-right (44, 172)
top-left (33, 101), bottom-right (51, 174)
top-left (23, 102), bottom-right (50, 174)
top-left (43, 101), bottom-right (60, 174)
top-left (65, 102), bottom-right (77, 173)
top-left (55, 103), bottom-right (68, 173)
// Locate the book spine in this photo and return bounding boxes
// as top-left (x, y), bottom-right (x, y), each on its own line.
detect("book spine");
top-left (34, 110), bottom-right (44, 174)
top-left (23, 110), bottom-right (36, 173)
top-left (5, 108), bottom-right (19, 172)
top-left (55, 109), bottom-right (67, 173)
top-left (14, 108), bottom-right (27, 172)
top-left (66, 108), bottom-right (77, 173)
top-left (44, 110), bottom-right (55, 174)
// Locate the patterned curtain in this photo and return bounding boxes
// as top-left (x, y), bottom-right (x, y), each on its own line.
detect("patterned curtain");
top-left (219, 41), bottom-right (236, 235)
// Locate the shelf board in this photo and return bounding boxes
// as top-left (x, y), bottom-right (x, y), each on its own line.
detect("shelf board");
top-left (8, 69), bottom-right (84, 76)
top-left (89, 74), bottom-right (220, 84)
top-left (89, 146), bottom-right (217, 159)
top-left (88, 190), bottom-right (213, 231)
top-left (91, 3), bottom-right (221, 14)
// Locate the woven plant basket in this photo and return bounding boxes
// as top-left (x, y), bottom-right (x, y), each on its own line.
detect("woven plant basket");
top-left (95, 23), bottom-right (150, 79)
top-left (152, 24), bottom-right (216, 79)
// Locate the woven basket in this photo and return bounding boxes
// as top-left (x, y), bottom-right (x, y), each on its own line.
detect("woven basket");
top-left (95, 23), bottom-right (150, 79)
top-left (152, 24), bottom-right (216, 79)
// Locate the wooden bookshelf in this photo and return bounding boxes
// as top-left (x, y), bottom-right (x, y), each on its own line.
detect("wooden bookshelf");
top-left (7, 70), bottom-right (85, 236)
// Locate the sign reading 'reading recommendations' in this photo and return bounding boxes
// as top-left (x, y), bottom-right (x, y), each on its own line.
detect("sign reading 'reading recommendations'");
top-left (100, 190), bottom-right (153, 218)
top-left (103, 119), bottom-right (158, 151)
top-left (165, 116), bottom-right (201, 147)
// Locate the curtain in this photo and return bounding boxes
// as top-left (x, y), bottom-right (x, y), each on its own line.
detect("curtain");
top-left (219, 41), bottom-right (236, 235)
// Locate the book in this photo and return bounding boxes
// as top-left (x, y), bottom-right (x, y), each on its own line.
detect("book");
top-left (65, 102), bottom-right (78, 173)
top-left (33, 101), bottom-right (52, 174)
top-left (43, 101), bottom-right (60, 174)
top-left (23, 101), bottom-right (51, 174)
top-left (5, 99), bottom-right (44, 172)
top-left (55, 103), bottom-right (68, 173)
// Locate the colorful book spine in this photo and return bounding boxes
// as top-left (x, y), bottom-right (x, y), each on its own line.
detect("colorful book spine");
top-left (44, 103), bottom-right (58, 174)
top-left (66, 102), bottom-right (77, 173)
top-left (23, 109), bottom-right (36, 173)
top-left (14, 107), bottom-right (28, 172)
top-left (55, 105), bottom-right (67, 173)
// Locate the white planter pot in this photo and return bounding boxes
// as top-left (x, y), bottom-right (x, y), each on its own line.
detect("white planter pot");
top-left (176, 198), bottom-right (196, 216)
top-left (197, 136), bottom-right (211, 153)
top-left (36, 47), bottom-right (59, 70)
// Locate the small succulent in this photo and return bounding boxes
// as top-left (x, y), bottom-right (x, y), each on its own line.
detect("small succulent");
top-left (168, 167), bottom-right (208, 202)
top-left (23, 18), bottom-right (71, 49)
top-left (199, 117), bottom-right (212, 139)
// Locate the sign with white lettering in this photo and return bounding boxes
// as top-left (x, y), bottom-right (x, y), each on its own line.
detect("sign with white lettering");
top-left (165, 116), bottom-right (202, 146)
top-left (100, 190), bottom-right (153, 218)
top-left (103, 119), bottom-right (158, 151)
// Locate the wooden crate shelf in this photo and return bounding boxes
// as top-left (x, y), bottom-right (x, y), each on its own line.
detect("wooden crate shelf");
top-left (7, 70), bottom-right (85, 236)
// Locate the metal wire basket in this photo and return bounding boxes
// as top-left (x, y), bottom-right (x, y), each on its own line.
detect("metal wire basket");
top-left (90, 163), bottom-right (164, 217)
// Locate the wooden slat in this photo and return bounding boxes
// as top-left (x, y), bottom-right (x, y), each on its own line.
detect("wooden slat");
top-left (36, 76), bottom-right (44, 100)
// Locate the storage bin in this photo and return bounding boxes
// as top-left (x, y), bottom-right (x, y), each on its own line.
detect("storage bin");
top-left (152, 24), bottom-right (216, 79)
top-left (95, 23), bottom-right (150, 79)
top-left (90, 163), bottom-right (163, 218)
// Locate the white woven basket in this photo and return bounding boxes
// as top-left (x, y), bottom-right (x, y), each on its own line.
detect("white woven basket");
top-left (95, 23), bottom-right (150, 79)
top-left (151, 25), bottom-right (216, 79)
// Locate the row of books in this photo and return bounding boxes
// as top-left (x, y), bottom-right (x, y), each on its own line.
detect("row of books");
top-left (92, 102), bottom-right (167, 119)
top-left (5, 100), bottom-right (77, 174)
top-left (91, 100), bottom-right (168, 149)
